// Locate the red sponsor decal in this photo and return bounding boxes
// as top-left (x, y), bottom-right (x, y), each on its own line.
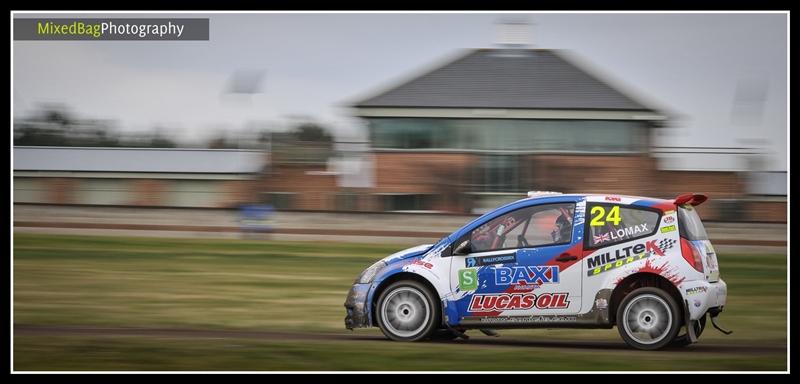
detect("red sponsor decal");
top-left (510, 283), bottom-right (539, 292)
top-left (634, 259), bottom-right (685, 286)
top-left (645, 240), bottom-right (665, 256)
top-left (605, 196), bottom-right (622, 202)
top-left (468, 293), bottom-right (570, 311)
top-left (410, 259), bottom-right (433, 269)
top-left (664, 216), bottom-right (675, 224)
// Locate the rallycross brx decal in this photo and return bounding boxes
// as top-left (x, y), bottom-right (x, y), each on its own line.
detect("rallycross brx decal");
top-left (465, 253), bottom-right (516, 267)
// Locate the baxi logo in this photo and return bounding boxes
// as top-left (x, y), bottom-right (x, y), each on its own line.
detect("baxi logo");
top-left (494, 266), bottom-right (559, 285)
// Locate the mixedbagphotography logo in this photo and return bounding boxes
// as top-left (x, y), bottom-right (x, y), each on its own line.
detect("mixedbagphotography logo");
top-left (14, 18), bottom-right (210, 41)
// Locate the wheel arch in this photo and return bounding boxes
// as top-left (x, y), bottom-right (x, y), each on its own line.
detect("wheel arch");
top-left (370, 272), bottom-right (441, 327)
top-left (609, 272), bottom-right (684, 326)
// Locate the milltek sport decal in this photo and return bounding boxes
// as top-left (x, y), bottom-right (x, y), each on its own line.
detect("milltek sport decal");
top-left (586, 239), bottom-right (675, 276)
top-left (686, 286), bottom-right (708, 295)
top-left (466, 253), bottom-right (516, 267)
top-left (469, 292), bottom-right (570, 311)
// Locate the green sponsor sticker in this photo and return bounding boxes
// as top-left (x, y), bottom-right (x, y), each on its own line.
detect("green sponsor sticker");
top-left (661, 225), bottom-right (676, 233)
top-left (458, 268), bottom-right (478, 290)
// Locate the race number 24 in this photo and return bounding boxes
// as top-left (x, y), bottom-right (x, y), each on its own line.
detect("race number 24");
top-left (590, 206), bottom-right (621, 226)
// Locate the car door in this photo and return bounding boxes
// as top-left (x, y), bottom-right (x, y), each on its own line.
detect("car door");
top-left (448, 201), bottom-right (583, 324)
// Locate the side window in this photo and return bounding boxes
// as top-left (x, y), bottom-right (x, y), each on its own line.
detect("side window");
top-left (585, 204), bottom-right (660, 248)
top-left (527, 205), bottom-right (575, 246)
top-left (469, 203), bottom-right (575, 253)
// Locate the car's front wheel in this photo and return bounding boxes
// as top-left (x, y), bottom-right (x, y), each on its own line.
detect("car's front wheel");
top-left (617, 287), bottom-right (681, 350)
top-left (376, 280), bottom-right (439, 341)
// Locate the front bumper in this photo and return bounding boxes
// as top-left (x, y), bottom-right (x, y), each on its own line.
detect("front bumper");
top-left (344, 283), bottom-right (371, 329)
top-left (683, 278), bottom-right (728, 320)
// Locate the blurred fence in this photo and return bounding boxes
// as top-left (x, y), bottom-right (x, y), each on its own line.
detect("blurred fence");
top-left (13, 204), bottom-right (786, 248)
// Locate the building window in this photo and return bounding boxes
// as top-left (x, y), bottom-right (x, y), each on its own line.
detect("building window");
top-left (370, 119), bottom-right (436, 149)
top-left (381, 194), bottom-right (432, 211)
top-left (368, 117), bottom-right (645, 153)
top-left (471, 154), bottom-right (521, 192)
top-left (262, 192), bottom-right (295, 210)
top-left (335, 192), bottom-right (359, 211)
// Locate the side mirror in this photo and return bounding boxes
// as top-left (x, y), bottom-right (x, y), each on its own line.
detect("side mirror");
top-left (453, 240), bottom-right (472, 255)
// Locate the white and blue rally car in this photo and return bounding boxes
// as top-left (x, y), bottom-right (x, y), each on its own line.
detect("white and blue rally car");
top-left (344, 192), bottom-right (731, 350)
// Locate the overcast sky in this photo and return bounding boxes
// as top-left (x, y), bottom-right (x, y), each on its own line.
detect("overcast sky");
top-left (13, 12), bottom-right (787, 171)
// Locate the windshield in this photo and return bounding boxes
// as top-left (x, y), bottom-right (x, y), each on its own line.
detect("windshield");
top-left (678, 205), bottom-right (709, 240)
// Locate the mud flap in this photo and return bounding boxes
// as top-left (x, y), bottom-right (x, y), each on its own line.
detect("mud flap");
top-left (479, 329), bottom-right (499, 337)
top-left (443, 324), bottom-right (469, 340)
top-left (442, 300), bottom-right (469, 340)
top-left (710, 311), bottom-right (733, 335)
top-left (683, 299), bottom-right (698, 343)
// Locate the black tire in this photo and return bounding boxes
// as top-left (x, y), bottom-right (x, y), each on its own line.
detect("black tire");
top-left (616, 287), bottom-right (682, 350)
top-left (375, 280), bottom-right (440, 342)
top-left (430, 329), bottom-right (461, 341)
top-left (670, 314), bottom-right (707, 347)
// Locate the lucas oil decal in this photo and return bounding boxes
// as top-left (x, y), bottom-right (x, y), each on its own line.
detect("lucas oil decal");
top-left (494, 266), bottom-right (559, 285)
top-left (469, 292), bottom-right (569, 311)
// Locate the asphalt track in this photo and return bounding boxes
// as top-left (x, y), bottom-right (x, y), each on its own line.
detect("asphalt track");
top-left (14, 324), bottom-right (785, 356)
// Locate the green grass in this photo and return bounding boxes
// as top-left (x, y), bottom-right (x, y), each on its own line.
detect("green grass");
top-left (13, 233), bottom-right (787, 371)
top-left (13, 336), bottom-right (786, 371)
top-left (14, 234), bottom-right (399, 331)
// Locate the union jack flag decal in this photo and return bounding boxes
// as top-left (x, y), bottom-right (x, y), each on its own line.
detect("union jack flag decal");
top-left (593, 232), bottom-right (610, 243)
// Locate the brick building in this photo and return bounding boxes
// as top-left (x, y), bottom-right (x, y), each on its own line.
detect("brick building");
top-left (350, 48), bottom-right (680, 213)
top-left (13, 48), bottom-right (784, 222)
top-left (13, 146), bottom-right (264, 208)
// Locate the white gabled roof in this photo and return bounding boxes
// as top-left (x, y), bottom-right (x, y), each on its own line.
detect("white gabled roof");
top-left (13, 146), bottom-right (265, 174)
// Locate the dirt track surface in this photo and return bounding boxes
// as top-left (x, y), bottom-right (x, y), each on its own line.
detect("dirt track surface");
top-left (14, 324), bottom-right (785, 356)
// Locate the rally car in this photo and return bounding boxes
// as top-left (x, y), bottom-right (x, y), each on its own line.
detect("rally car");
top-left (344, 192), bottom-right (731, 350)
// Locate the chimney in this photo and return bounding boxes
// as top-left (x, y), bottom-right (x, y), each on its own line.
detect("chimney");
top-left (495, 18), bottom-right (534, 49)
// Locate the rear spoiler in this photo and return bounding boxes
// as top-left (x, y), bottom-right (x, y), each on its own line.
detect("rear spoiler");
top-left (674, 193), bottom-right (708, 206)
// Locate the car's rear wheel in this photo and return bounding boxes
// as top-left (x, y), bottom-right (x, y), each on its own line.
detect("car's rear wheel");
top-left (376, 280), bottom-right (439, 341)
top-left (617, 287), bottom-right (681, 350)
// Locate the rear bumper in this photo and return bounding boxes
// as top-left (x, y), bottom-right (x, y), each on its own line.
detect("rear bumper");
top-left (344, 283), bottom-right (371, 329)
top-left (682, 278), bottom-right (727, 320)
